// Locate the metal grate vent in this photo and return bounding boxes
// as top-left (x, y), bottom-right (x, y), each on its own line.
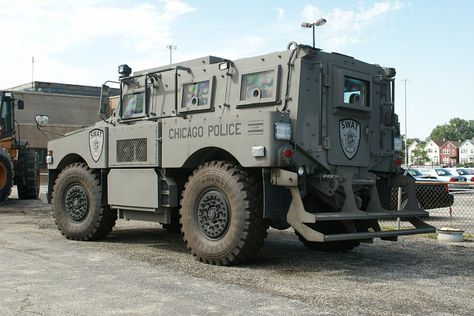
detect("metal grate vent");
top-left (116, 138), bottom-right (147, 162)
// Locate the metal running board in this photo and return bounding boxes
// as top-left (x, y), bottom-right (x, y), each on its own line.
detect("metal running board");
top-left (324, 227), bottom-right (435, 242)
top-left (312, 210), bottom-right (429, 221)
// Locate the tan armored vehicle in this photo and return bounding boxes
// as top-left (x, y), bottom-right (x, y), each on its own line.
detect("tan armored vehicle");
top-left (43, 43), bottom-right (435, 265)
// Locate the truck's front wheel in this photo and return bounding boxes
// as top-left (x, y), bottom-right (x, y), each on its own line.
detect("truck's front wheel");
top-left (52, 163), bottom-right (117, 240)
top-left (180, 161), bottom-right (267, 265)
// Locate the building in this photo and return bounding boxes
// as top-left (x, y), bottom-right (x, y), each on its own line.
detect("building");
top-left (459, 139), bottom-right (474, 165)
top-left (407, 140), bottom-right (419, 166)
top-left (424, 139), bottom-right (444, 166)
top-left (439, 141), bottom-right (460, 167)
top-left (7, 81), bottom-right (119, 166)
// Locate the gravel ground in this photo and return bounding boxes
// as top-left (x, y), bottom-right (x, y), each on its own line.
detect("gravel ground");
top-left (1, 198), bottom-right (473, 315)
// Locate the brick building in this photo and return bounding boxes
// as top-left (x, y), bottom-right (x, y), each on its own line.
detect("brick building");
top-left (439, 141), bottom-right (460, 167)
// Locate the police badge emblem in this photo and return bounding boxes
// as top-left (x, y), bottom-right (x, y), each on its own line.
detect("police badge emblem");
top-left (89, 129), bottom-right (104, 162)
top-left (339, 119), bottom-right (361, 160)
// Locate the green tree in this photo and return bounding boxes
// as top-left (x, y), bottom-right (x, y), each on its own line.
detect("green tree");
top-left (430, 118), bottom-right (474, 141)
top-left (411, 143), bottom-right (430, 165)
top-left (406, 137), bottom-right (421, 148)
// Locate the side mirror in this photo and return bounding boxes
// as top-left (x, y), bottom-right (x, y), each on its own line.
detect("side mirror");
top-left (98, 84), bottom-right (110, 116)
top-left (35, 115), bottom-right (49, 127)
top-left (17, 100), bottom-right (24, 110)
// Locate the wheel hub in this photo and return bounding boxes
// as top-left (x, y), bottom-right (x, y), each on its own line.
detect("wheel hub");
top-left (197, 189), bottom-right (230, 239)
top-left (65, 185), bottom-right (89, 221)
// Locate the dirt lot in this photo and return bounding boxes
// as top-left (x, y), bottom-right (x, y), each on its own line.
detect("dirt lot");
top-left (1, 198), bottom-right (473, 315)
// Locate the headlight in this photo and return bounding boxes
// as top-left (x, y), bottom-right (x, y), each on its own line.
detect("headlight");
top-left (275, 122), bottom-right (291, 141)
top-left (394, 137), bottom-right (402, 152)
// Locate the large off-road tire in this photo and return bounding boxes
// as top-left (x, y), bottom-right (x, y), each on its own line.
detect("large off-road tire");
top-left (0, 149), bottom-right (13, 203)
top-left (179, 161), bottom-right (267, 265)
top-left (296, 221), bottom-right (360, 252)
top-left (17, 150), bottom-right (40, 199)
top-left (52, 163), bottom-right (117, 241)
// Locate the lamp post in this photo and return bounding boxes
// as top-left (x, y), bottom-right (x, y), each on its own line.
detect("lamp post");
top-left (166, 44), bottom-right (177, 64)
top-left (301, 18), bottom-right (326, 48)
top-left (402, 78), bottom-right (410, 166)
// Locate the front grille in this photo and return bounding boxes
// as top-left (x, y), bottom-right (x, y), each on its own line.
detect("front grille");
top-left (116, 138), bottom-right (147, 162)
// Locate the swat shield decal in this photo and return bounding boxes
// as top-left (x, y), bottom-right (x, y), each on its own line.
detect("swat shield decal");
top-left (89, 129), bottom-right (104, 162)
top-left (339, 119), bottom-right (361, 160)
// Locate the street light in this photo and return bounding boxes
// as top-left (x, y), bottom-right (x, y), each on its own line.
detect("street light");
top-left (402, 78), bottom-right (410, 166)
top-left (166, 44), bottom-right (177, 64)
top-left (301, 18), bottom-right (326, 48)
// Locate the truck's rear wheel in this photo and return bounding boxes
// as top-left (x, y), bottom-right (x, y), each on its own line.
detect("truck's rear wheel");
top-left (296, 221), bottom-right (360, 252)
top-left (0, 149), bottom-right (13, 203)
top-left (179, 161), bottom-right (267, 265)
top-left (52, 163), bottom-right (117, 240)
top-left (17, 150), bottom-right (40, 199)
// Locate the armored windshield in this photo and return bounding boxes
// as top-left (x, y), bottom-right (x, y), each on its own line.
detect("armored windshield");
top-left (344, 77), bottom-right (369, 107)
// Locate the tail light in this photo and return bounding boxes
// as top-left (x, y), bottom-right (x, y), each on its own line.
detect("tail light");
top-left (282, 149), bottom-right (293, 158)
top-left (449, 177), bottom-right (456, 182)
top-left (471, 176), bottom-right (474, 182)
top-left (395, 158), bottom-right (401, 166)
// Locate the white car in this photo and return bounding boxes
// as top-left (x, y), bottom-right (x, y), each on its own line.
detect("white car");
top-left (454, 168), bottom-right (474, 182)
top-left (418, 168), bottom-right (464, 182)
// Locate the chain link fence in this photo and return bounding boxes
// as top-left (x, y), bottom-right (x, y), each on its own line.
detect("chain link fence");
top-left (385, 181), bottom-right (474, 235)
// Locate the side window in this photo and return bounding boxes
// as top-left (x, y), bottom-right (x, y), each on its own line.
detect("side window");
top-left (344, 77), bottom-right (369, 107)
top-left (238, 66), bottom-right (280, 106)
top-left (182, 80), bottom-right (210, 108)
top-left (122, 91), bottom-right (145, 119)
top-left (241, 70), bottom-right (274, 100)
top-left (179, 77), bottom-right (214, 112)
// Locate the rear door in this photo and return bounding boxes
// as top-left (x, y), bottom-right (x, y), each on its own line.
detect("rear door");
top-left (327, 66), bottom-right (372, 167)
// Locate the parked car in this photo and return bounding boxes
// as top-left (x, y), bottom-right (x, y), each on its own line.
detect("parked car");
top-left (454, 168), bottom-right (474, 182)
top-left (391, 169), bottom-right (454, 210)
top-left (418, 168), bottom-right (465, 182)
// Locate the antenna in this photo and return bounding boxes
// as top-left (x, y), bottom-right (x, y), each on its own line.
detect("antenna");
top-left (166, 45), bottom-right (177, 64)
top-left (32, 56), bottom-right (34, 90)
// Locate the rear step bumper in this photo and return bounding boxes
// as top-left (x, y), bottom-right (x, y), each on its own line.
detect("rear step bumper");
top-left (285, 186), bottom-right (436, 243)
top-left (314, 210), bottom-right (429, 221)
top-left (324, 227), bottom-right (435, 242)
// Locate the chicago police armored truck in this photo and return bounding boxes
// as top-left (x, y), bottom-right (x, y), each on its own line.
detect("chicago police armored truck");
top-left (44, 42), bottom-right (435, 265)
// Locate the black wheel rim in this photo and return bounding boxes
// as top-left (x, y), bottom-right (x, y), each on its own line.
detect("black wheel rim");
top-left (196, 188), bottom-right (230, 240)
top-left (64, 184), bottom-right (89, 222)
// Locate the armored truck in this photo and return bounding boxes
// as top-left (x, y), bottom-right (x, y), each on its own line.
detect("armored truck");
top-left (44, 43), bottom-right (435, 265)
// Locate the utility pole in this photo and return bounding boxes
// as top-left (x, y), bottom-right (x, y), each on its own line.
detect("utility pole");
top-left (166, 45), bottom-right (177, 64)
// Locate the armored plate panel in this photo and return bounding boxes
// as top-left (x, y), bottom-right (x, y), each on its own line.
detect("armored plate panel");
top-left (108, 122), bottom-right (160, 167)
top-left (47, 126), bottom-right (109, 169)
top-left (161, 111), bottom-right (290, 168)
top-left (108, 168), bottom-right (159, 210)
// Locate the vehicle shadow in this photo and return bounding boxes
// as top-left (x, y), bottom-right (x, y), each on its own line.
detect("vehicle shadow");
top-left (103, 225), bottom-right (473, 282)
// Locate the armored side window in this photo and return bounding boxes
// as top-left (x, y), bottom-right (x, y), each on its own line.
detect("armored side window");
top-left (179, 77), bottom-right (214, 112)
top-left (122, 91), bottom-right (145, 119)
top-left (344, 77), bottom-right (369, 107)
top-left (182, 80), bottom-right (210, 108)
top-left (238, 66), bottom-right (280, 106)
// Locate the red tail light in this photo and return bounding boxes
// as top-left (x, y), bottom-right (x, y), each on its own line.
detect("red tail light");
top-left (444, 184), bottom-right (449, 193)
top-left (282, 149), bottom-right (293, 158)
top-left (395, 158), bottom-right (401, 166)
top-left (449, 177), bottom-right (456, 182)
top-left (471, 176), bottom-right (474, 182)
